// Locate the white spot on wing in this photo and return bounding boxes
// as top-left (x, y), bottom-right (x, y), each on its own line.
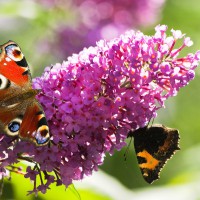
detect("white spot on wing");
top-left (5, 57), bottom-right (11, 62)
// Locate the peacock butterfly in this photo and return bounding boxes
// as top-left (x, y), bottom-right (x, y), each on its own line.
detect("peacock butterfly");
top-left (128, 124), bottom-right (180, 183)
top-left (0, 40), bottom-right (50, 146)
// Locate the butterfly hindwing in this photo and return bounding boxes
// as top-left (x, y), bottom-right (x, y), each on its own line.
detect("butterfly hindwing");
top-left (0, 41), bottom-right (50, 146)
top-left (0, 99), bottom-right (50, 146)
top-left (128, 124), bottom-right (180, 183)
top-left (19, 100), bottom-right (50, 145)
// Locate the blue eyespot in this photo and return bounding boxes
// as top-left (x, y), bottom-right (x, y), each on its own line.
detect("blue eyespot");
top-left (35, 127), bottom-right (50, 145)
top-left (36, 137), bottom-right (49, 145)
top-left (8, 121), bottom-right (20, 132)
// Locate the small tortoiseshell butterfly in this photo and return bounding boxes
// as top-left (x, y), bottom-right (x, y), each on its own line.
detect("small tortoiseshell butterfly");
top-left (0, 41), bottom-right (50, 146)
top-left (128, 124), bottom-right (180, 183)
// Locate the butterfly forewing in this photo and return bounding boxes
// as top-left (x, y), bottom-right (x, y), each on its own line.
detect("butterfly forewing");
top-left (0, 41), bottom-right (31, 87)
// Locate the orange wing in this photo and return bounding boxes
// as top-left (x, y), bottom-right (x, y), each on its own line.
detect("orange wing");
top-left (0, 41), bottom-right (32, 104)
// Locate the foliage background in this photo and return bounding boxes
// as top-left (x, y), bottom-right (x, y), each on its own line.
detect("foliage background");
top-left (1, 0), bottom-right (200, 199)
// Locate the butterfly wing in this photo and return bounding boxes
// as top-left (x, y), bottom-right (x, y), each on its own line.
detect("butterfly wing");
top-left (0, 99), bottom-right (50, 146)
top-left (130, 124), bottom-right (180, 183)
top-left (0, 40), bottom-right (31, 84)
top-left (19, 100), bottom-right (50, 146)
top-left (0, 41), bottom-right (32, 104)
top-left (0, 41), bottom-right (50, 146)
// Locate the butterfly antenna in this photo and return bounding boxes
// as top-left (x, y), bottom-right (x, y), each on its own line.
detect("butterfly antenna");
top-left (124, 136), bottom-right (132, 161)
top-left (41, 64), bottom-right (54, 89)
top-left (41, 64), bottom-right (67, 103)
top-left (147, 110), bottom-right (155, 128)
top-left (150, 117), bottom-right (155, 127)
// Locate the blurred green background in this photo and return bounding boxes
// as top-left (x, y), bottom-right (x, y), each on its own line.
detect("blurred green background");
top-left (1, 0), bottom-right (200, 199)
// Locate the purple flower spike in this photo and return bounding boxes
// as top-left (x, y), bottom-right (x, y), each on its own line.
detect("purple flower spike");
top-left (1, 25), bottom-right (200, 194)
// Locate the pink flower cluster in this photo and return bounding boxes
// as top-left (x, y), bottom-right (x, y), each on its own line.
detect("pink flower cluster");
top-left (0, 25), bottom-right (199, 194)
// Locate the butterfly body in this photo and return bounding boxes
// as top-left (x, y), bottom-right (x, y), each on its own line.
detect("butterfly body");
top-left (0, 41), bottom-right (50, 146)
top-left (128, 124), bottom-right (180, 183)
